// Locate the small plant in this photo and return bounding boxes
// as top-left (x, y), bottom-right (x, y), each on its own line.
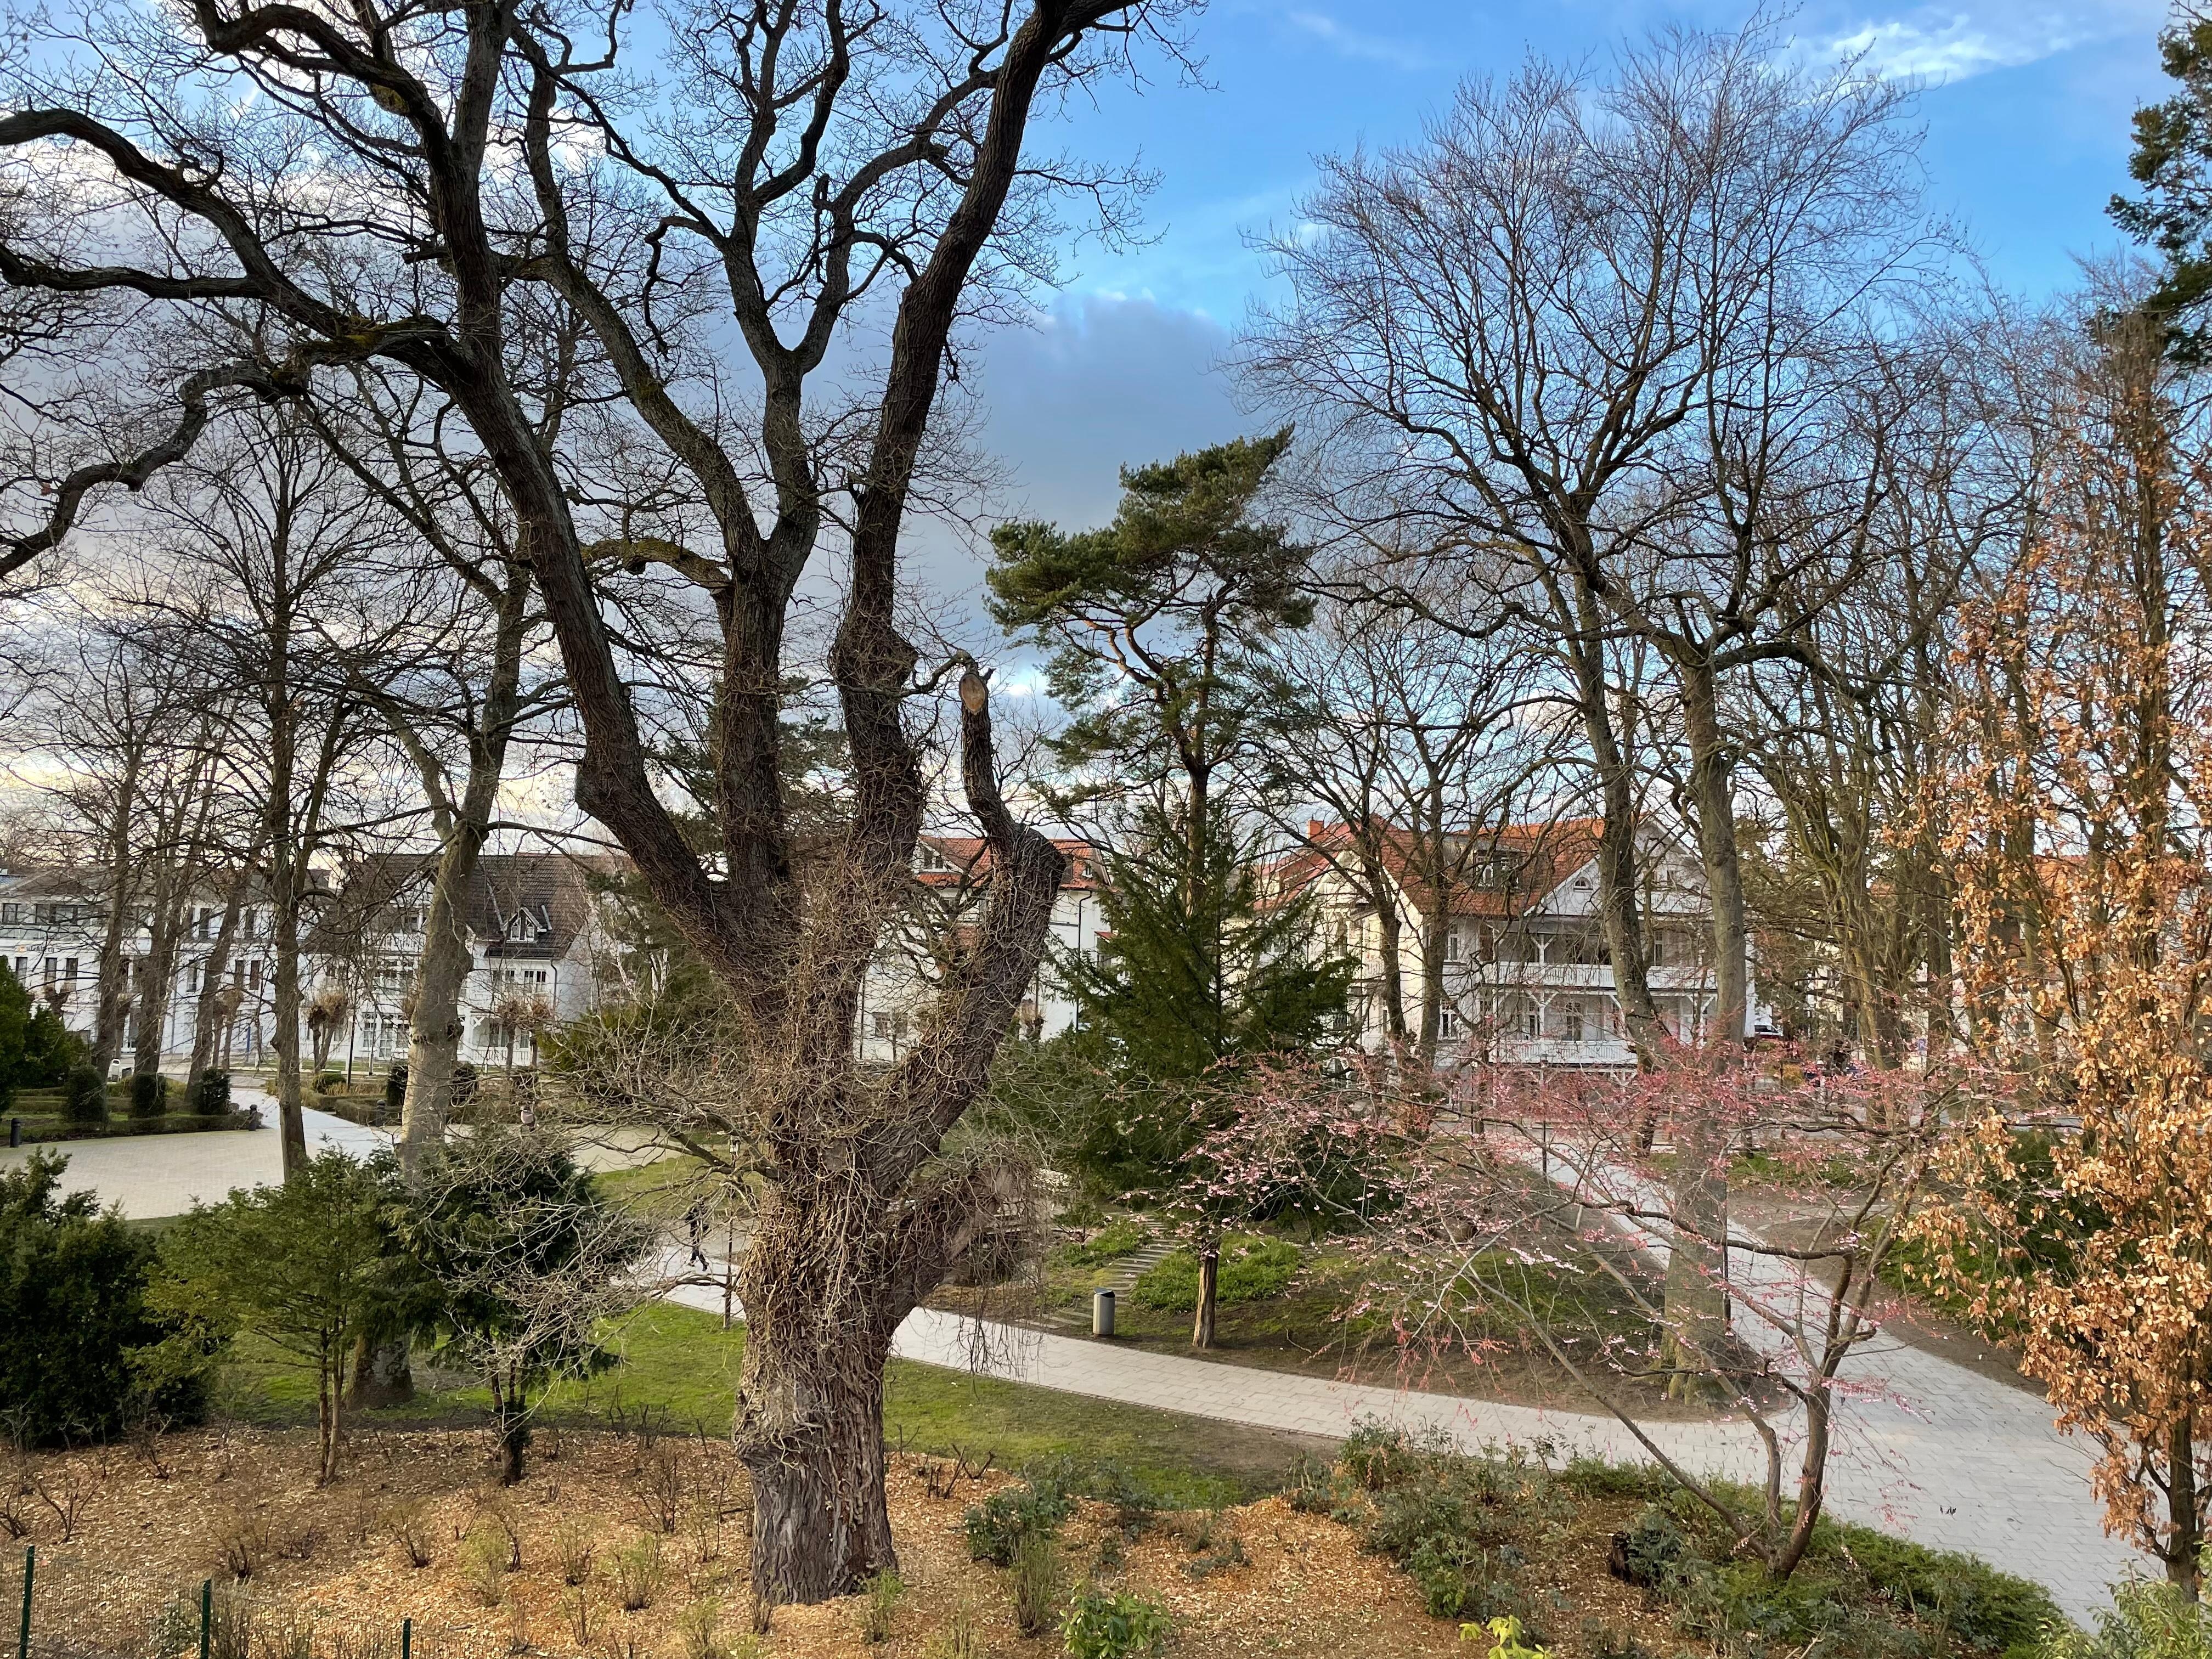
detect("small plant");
top-left (922, 1603), bottom-right (982, 1659)
top-left (855, 1571), bottom-right (903, 1643)
top-left (129, 1071), bottom-right (168, 1120)
top-left (561, 1584), bottom-right (593, 1650)
top-left (1060, 1585), bottom-right (1171, 1659)
top-left (61, 1064), bottom-right (107, 1126)
top-left (461, 1523), bottom-right (511, 1606)
top-left (383, 1501), bottom-right (435, 1569)
top-left (1341, 1419), bottom-right (1424, 1491)
top-left (1092, 1462), bottom-right (1162, 1538)
top-left (1463, 1615), bottom-right (1548, 1659)
top-left (676, 1598), bottom-right (727, 1659)
top-left (1011, 1530), bottom-right (1063, 1638)
top-left (1283, 1450), bottom-right (1337, 1514)
top-left (610, 1532), bottom-right (664, 1611)
top-left (963, 1477), bottom-right (1073, 1566)
top-left (555, 1514), bottom-right (598, 1585)
top-left (218, 1510), bottom-right (273, 1580)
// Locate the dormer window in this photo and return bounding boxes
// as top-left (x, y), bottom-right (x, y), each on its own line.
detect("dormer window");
top-left (917, 843), bottom-right (952, 873)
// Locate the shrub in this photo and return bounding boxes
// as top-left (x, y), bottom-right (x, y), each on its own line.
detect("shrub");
top-left (0, 1150), bottom-right (210, 1442)
top-left (1091, 1462), bottom-right (1164, 1538)
top-left (384, 1063), bottom-right (409, 1118)
top-left (676, 1598), bottom-right (728, 1659)
top-left (187, 1069), bottom-right (232, 1116)
top-left (855, 1571), bottom-right (902, 1643)
top-left (1060, 1587), bottom-right (1170, 1659)
top-left (2043, 1575), bottom-right (2210, 1659)
top-left (1059, 1218), bottom-right (1149, 1267)
top-left (1130, 1235), bottom-right (1300, 1310)
top-left (129, 1071), bottom-right (169, 1120)
top-left (314, 1070), bottom-right (347, 1094)
top-left (610, 1533), bottom-right (663, 1610)
top-left (1834, 1523), bottom-right (2062, 1653)
top-left (1283, 1451), bottom-right (1337, 1514)
top-left (452, 1060), bottom-right (478, 1104)
top-left (963, 1478), bottom-right (1073, 1566)
top-left (460, 1526), bottom-right (510, 1606)
top-left (61, 1064), bottom-right (108, 1126)
top-left (1011, 1531), bottom-right (1062, 1637)
top-left (1464, 1615), bottom-right (1549, 1659)
top-left (1342, 1419), bottom-right (1427, 1491)
top-left (1612, 1505), bottom-right (1694, 1593)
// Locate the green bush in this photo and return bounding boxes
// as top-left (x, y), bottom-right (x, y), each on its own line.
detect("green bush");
top-left (1835, 1522), bottom-right (2062, 1653)
top-left (128, 1071), bottom-right (169, 1120)
top-left (1060, 1587), bottom-right (1171, 1659)
top-left (1059, 1218), bottom-right (1149, 1267)
top-left (385, 1062), bottom-right (409, 1118)
top-left (187, 1069), bottom-right (232, 1116)
top-left (2044, 1574), bottom-right (2209, 1659)
top-left (1342, 1419), bottom-right (1429, 1491)
top-left (1130, 1236), bottom-right (1300, 1310)
top-left (314, 1070), bottom-right (347, 1093)
top-left (0, 1150), bottom-right (211, 1442)
top-left (963, 1477), bottom-right (1074, 1566)
top-left (61, 1063), bottom-right (108, 1126)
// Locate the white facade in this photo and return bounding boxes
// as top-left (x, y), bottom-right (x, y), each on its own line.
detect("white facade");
top-left (852, 836), bottom-right (1103, 1064)
top-left (1288, 820), bottom-right (1771, 1068)
top-left (0, 859), bottom-right (607, 1076)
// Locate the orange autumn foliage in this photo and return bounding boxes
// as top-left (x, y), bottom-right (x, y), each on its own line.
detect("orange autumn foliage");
top-left (1922, 315), bottom-right (2212, 1592)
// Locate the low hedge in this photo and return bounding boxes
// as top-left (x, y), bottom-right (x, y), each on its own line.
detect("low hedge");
top-left (1131, 1237), bottom-right (1301, 1311)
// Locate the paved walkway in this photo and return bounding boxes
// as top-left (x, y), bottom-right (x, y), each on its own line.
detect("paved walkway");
top-left (661, 1262), bottom-right (2135, 1624)
top-left (1, 1103), bottom-right (389, 1213)
top-left (19, 1116), bottom-right (2136, 1622)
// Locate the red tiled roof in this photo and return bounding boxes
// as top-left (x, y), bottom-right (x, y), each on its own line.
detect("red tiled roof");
top-left (916, 836), bottom-right (1098, 891)
top-left (1268, 816), bottom-right (1605, 918)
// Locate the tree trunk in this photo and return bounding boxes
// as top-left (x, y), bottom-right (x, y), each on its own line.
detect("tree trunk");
top-left (736, 1205), bottom-right (899, 1604)
top-left (1564, 584), bottom-right (1664, 1066)
top-left (271, 861), bottom-right (308, 1178)
top-left (1665, 658), bottom-right (1741, 1398)
top-left (185, 888), bottom-right (244, 1086)
top-left (1191, 1237), bottom-right (1220, 1351)
top-left (129, 877), bottom-right (183, 1079)
top-left (402, 569), bottom-right (527, 1175)
top-left (2166, 1392), bottom-right (2202, 1599)
top-left (91, 757), bottom-right (142, 1072)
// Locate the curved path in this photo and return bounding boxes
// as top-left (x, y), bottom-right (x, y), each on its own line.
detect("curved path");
top-left (16, 1118), bottom-right (2137, 1623)
top-left (661, 1256), bottom-right (2135, 1625)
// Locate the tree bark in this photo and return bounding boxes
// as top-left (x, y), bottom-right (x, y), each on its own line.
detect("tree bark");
top-left (1191, 1237), bottom-right (1221, 1351)
top-left (185, 887), bottom-right (244, 1087)
top-left (91, 751), bottom-right (143, 1073)
top-left (400, 568), bottom-right (529, 1174)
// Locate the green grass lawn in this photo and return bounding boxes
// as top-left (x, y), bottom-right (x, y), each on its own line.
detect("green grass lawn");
top-left (221, 1301), bottom-right (1319, 1506)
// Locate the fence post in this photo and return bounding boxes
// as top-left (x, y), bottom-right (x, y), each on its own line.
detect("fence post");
top-left (401, 1617), bottom-right (411, 1659)
top-left (199, 1579), bottom-right (211, 1659)
top-left (16, 1544), bottom-right (30, 1659)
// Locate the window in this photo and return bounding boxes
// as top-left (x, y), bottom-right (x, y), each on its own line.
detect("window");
top-left (1561, 999), bottom-right (1585, 1042)
top-left (871, 1012), bottom-right (894, 1039)
top-left (1443, 926), bottom-right (1461, 963)
top-left (1437, 1005), bottom-right (1462, 1039)
top-left (247, 960), bottom-right (263, 992)
top-left (1, 903), bottom-right (21, 926)
top-left (917, 843), bottom-right (952, 873)
top-left (188, 964), bottom-right (200, 993)
top-left (62, 958), bottom-right (77, 983)
top-left (40, 957), bottom-right (55, 986)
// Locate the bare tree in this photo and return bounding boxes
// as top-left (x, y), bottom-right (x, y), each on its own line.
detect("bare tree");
top-left (0, 0), bottom-right (1185, 1599)
top-left (142, 409), bottom-right (394, 1170)
top-left (1241, 21), bottom-right (1942, 1395)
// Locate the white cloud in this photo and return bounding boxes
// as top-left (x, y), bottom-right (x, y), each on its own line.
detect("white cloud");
top-left (1284, 10), bottom-right (1432, 73)
top-left (1818, 3), bottom-right (2162, 84)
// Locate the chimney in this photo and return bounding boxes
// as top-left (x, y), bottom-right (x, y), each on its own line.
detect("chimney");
top-left (1307, 819), bottom-right (1326, 841)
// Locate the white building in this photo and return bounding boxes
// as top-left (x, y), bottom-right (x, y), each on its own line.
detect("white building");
top-left (1276, 817), bottom-right (1771, 1068)
top-left (0, 855), bottom-right (615, 1076)
top-left (853, 834), bottom-right (1103, 1063)
top-left (1, 837), bottom-right (1106, 1076)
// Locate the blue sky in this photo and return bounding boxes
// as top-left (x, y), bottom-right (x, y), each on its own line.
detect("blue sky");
top-left (952, 0), bottom-right (2175, 534)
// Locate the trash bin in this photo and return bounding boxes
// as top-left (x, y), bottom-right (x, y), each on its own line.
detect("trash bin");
top-left (1092, 1288), bottom-right (1116, 1338)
